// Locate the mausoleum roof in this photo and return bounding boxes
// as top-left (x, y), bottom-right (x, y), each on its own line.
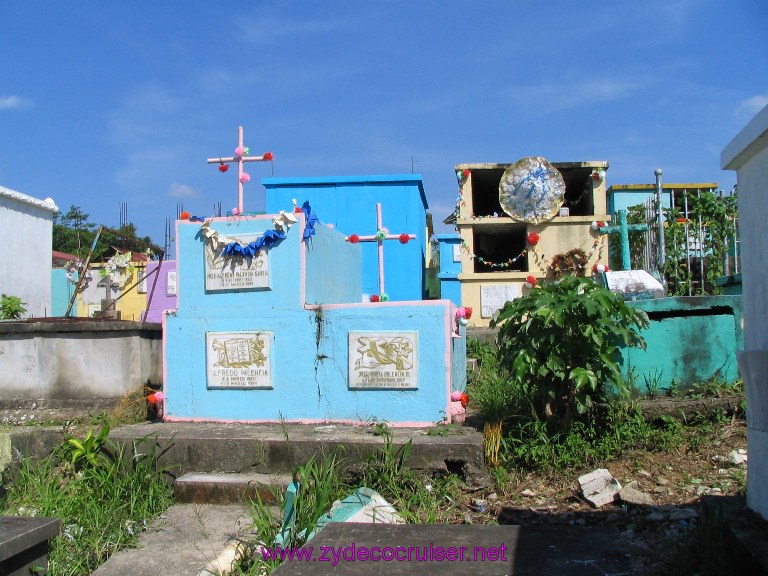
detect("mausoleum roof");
top-left (0, 184), bottom-right (58, 213)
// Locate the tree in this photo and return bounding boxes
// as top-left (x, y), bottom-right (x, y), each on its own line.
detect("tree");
top-left (53, 205), bottom-right (96, 258)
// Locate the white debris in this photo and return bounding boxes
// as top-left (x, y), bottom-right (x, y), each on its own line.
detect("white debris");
top-left (578, 468), bottom-right (621, 508)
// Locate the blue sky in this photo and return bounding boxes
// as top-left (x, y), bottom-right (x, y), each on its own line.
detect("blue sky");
top-left (2, 1), bottom-right (766, 250)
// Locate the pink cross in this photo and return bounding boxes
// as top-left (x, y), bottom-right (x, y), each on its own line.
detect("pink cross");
top-left (345, 203), bottom-right (416, 298)
top-left (206, 126), bottom-right (273, 213)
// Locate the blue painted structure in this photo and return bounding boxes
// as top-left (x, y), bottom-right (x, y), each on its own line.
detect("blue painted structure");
top-left (51, 269), bottom-right (75, 317)
top-left (435, 233), bottom-right (462, 306)
top-left (163, 213), bottom-right (465, 425)
top-left (607, 184), bottom-right (674, 215)
top-left (263, 175), bottom-right (429, 302)
top-left (621, 296), bottom-right (743, 390)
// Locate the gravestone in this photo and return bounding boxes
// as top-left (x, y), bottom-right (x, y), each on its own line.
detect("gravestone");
top-left (163, 205), bottom-right (466, 425)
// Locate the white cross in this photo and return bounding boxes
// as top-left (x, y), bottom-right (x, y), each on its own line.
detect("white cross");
top-left (207, 126), bottom-right (273, 213)
top-left (345, 203), bottom-right (416, 297)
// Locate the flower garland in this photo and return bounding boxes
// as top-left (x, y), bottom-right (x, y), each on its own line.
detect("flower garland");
top-left (65, 259), bottom-right (93, 291)
top-left (99, 251), bottom-right (135, 288)
top-left (198, 202), bottom-right (318, 258)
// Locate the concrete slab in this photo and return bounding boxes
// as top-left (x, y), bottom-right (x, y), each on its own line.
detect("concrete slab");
top-left (0, 516), bottom-right (60, 576)
top-left (92, 504), bottom-right (251, 576)
top-left (108, 422), bottom-right (488, 485)
top-left (174, 472), bottom-right (292, 504)
top-left (270, 523), bottom-right (637, 575)
top-left (701, 495), bottom-right (768, 576)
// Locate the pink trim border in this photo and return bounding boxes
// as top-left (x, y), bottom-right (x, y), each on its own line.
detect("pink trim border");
top-left (163, 415), bottom-right (436, 428)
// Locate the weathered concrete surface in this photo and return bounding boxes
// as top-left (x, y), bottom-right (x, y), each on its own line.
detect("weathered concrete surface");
top-left (0, 319), bottom-right (162, 400)
top-left (92, 504), bottom-right (251, 576)
top-left (271, 523), bottom-right (639, 575)
top-left (174, 472), bottom-right (292, 505)
top-left (108, 422), bottom-right (488, 485)
top-left (701, 495), bottom-right (768, 576)
top-left (0, 516), bottom-right (60, 576)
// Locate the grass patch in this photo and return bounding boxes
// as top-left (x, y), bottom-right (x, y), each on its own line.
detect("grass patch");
top-left (0, 425), bottom-right (174, 576)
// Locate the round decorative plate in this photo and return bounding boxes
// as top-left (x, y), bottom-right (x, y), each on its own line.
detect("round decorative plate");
top-left (499, 157), bottom-right (565, 224)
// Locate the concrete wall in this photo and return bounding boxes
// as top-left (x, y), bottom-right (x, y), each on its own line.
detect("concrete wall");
top-left (0, 320), bottom-right (162, 400)
top-left (164, 214), bottom-right (463, 425)
top-left (621, 296), bottom-right (743, 390)
top-left (144, 261), bottom-right (178, 323)
top-left (722, 103), bottom-right (768, 520)
top-left (0, 186), bottom-right (58, 318)
top-left (263, 175), bottom-right (429, 302)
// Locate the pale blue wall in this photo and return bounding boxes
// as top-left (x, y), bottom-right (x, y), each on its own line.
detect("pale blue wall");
top-left (164, 214), bottom-right (463, 424)
top-left (436, 233), bottom-right (462, 306)
top-left (607, 188), bottom-right (673, 215)
top-left (51, 269), bottom-right (75, 317)
top-left (263, 175), bottom-right (428, 302)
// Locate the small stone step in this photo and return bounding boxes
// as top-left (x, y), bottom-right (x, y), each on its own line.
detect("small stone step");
top-left (174, 472), bottom-right (292, 505)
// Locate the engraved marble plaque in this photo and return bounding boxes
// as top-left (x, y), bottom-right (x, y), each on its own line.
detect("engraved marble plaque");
top-left (480, 284), bottom-right (522, 318)
top-left (348, 332), bottom-right (418, 390)
top-left (206, 331), bottom-right (273, 389)
top-left (204, 236), bottom-right (270, 291)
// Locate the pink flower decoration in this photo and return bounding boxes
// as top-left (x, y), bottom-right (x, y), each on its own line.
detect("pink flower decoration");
top-left (232, 208), bottom-right (241, 216)
top-left (235, 146), bottom-right (246, 157)
top-left (239, 173), bottom-right (251, 183)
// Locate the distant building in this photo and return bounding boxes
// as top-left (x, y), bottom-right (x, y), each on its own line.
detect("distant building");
top-left (0, 185), bottom-right (58, 317)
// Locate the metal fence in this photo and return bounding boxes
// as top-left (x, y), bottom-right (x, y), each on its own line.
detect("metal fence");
top-left (625, 186), bottom-right (739, 296)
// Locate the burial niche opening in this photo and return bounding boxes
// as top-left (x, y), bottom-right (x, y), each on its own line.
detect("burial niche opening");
top-left (473, 224), bottom-right (528, 273)
top-left (468, 165), bottom-right (597, 218)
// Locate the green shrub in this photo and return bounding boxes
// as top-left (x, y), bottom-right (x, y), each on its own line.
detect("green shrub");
top-left (491, 276), bottom-right (648, 432)
top-left (0, 294), bottom-right (26, 319)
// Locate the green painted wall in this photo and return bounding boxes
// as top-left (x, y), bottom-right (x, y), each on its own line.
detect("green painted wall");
top-left (621, 296), bottom-right (743, 391)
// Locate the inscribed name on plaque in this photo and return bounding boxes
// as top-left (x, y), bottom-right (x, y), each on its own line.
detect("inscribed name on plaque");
top-left (206, 331), bottom-right (272, 389)
top-left (349, 332), bottom-right (418, 390)
top-left (480, 284), bottom-right (522, 318)
top-left (205, 235), bottom-right (270, 291)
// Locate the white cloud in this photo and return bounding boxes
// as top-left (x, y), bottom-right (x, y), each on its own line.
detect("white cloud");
top-left (167, 183), bottom-right (201, 198)
top-left (503, 78), bottom-right (642, 116)
top-left (737, 94), bottom-right (768, 116)
top-left (0, 95), bottom-right (32, 110)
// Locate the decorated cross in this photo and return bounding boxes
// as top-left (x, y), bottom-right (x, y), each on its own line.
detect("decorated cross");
top-left (207, 126), bottom-right (273, 214)
top-left (598, 209), bottom-right (648, 271)
top-left (345, 203), bottom-right (416, 301)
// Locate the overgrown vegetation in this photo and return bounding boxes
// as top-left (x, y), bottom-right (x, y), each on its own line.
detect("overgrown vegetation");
top-left (0, 424), bottom-right (174, 575)
top-left (490, 276), bottom-right (648, 432)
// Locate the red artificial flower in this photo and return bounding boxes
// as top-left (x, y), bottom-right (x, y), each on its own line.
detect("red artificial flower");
top-left (462, 169), bottom-right (470, 178)
top-left (597, 221), bottom-right (605, 227)
top-left (348, 234), bottom-right (360, 244)
top-left (526, 275), bottom-right (537, 287)
top-left (399, 233), bottom-right (410, 244)
top-left (370, 294), bottom-right (380, 302)
top-left (263, 152), bottom-right (274, 161)
top-left (179, 211), bottom-right (191, 220)
top-left (218, 163), bottom-right (229, 172)
top-left (147, 393), bottom-right (158, 405)
top-left (527, 232), bottom-right (540, 246)
top-left (460, 393), bottom-right (469, 408)
top-left (464, 307), bottom-right (473, 319)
